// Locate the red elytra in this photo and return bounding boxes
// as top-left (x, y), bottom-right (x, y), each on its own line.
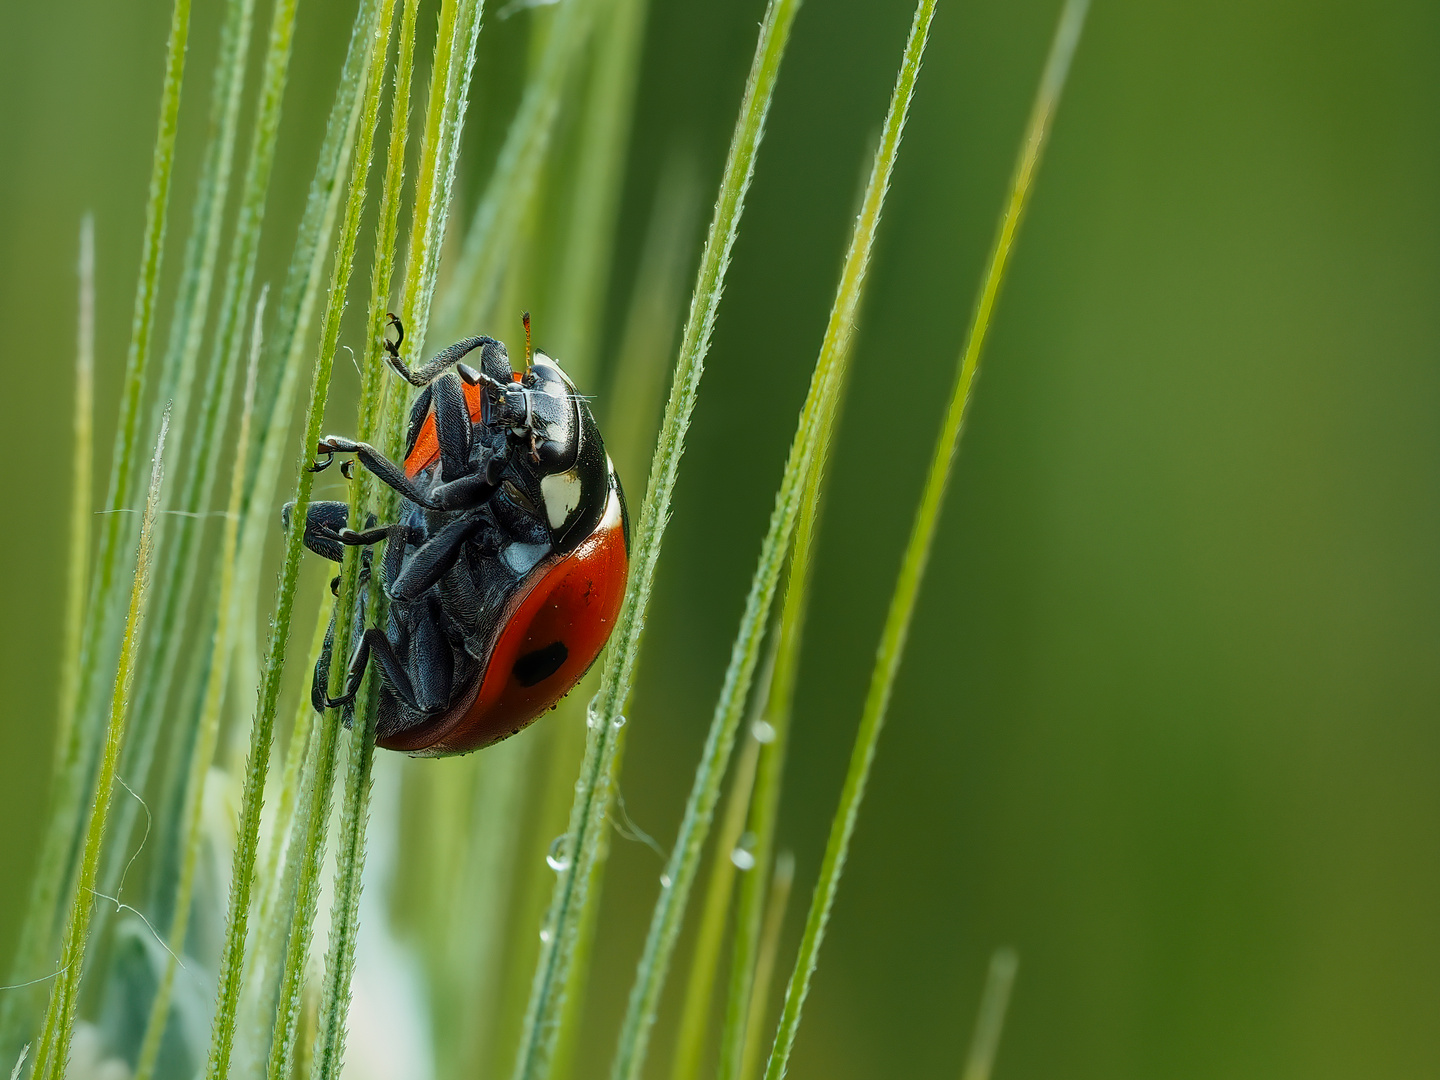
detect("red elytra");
top-left (378, 383), bottom-right (628, 754)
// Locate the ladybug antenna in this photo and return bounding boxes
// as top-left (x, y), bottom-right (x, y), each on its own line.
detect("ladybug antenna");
top-left (522, 310), bottom-right (532, 367)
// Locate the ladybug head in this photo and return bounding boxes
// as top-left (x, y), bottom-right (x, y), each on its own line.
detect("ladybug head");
top-left (483, 351), bottom-right (581, 474)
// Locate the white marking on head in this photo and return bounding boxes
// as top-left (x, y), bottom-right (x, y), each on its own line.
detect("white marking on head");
top-left (541, 469), bottom-right (583, 529)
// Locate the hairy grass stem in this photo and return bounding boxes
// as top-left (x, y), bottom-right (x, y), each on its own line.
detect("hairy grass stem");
top-left (738, 849), bottom-right (794, 1080)
top-left (1, 0), bottom-right (190, 1050)
top-left (132, 292), bottom-right (264, 1080)
top-left (608, 0), bottom-right (934, 1074)
top-left (201, 2), bottom-right (389, 1074)
top-left (31, 413), bottom-right (169, 1080)
top-left (260, 4), bottom-right (401, 1075)
top-left (762, 4), bottom-right (1089, 1076)
top-left (509, 5), bottom-right (802, 1076)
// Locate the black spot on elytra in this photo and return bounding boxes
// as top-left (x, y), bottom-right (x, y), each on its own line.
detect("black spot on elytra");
top-left (513, 641), bottom-right (568, 687)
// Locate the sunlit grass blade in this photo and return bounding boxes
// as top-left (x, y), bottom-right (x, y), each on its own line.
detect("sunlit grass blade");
top-left (763, 5), bottom-right (1089, 1077)
top-left (30, 412), bottom-right (170, 1080)
top-left (310, 1), bottom-right (419, 1071)
top-left (106, 0), bottom-right (258, 908)
top-left (0, 0), bottom-right (190, 1050)
top-left (960, 949), bottom-right (1018, 1080)
top-left (609, 1), bottom-right (933, 1074)
top-left (201, 1), bottom-right (389, 1074)
top-left (737, 849), bottom-right (793, 1080)
top-left (54, 217), bottom-right (94, 778)
top-left (430, 0), bottom-right (594, 344)
top-left (602, 155), bottom-right (702, 491)
top-left (544, 0), bottom-right (649, 374)
top-left (509, 5), bottom-right (801, 1077)
top-left (669, 712), bottom-right (767, 1080)
top-left (257, 4), bottom-right (401, 1076)
top-left (132, 291), bottom-right (264, 1080)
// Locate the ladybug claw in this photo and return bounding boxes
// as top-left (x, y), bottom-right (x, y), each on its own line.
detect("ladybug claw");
top-left (340, 459), bottom-right (356, 480)
top-left (384, 312), bottom-right (404, 355)
top-left (309, 449), bottom-right (335, 473)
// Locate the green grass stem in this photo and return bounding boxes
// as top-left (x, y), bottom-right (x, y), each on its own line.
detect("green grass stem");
top-left (31, 413), bottom-right (170, 1080)
top-left (669, 727), bottom-right (764, 1080)
top-left (258, 4), bottom-right (400, 1075)
top-left (960, 949), bottom-right (1018, 1080)
top-left (0, 0), bottom-right (190, 1050)
top-left (608, 1), bottom-right (932, 1073)
top-left (738, 850), bottom-right (793, 1080)
top-left (762, 5), bottom-right (1088, 1077)
top-left (201, 2), bottom-right (389, 1075)
top-left (132, 292), bottom-right (264, 1080)
top-left (508, 5), bottom-right (801, 1076)
top-left (54, 217), bottom-right (94, 779)
top-left (430, 0), bottom-right (595, 344)
top-left (310, 2), bottom-right (419, 1071)
top-left (108, 0), bottom-right (258, 908)
top-left (544, 0), bottom-right (648, 375)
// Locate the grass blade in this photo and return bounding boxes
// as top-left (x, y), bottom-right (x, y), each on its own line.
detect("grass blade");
top-left (509, 4), bottom-right (802, 1076)
top-left (106, 0), bottom-right (258, 910)
top-left (608, 0), bottom-right (934, 1073)
top-left (0, 0), bottom-right (190, 1048)
top-left (30, 413), bottom-right (170, 1080)
top-left (960, 949), bottom-right (1019, 1080)
top-left (430, 0), bottom-right (595, 344)
top-left (310, 2), bottom-right (420, 1073)
top-left (762, 4), bottom-right (1089, 1076)
top-left (544, 0), bottom-right (649, 375)
top-left (201, 1), bottom-right (389, 1074)
top-left (54, 217), bottom-right (95, 780)
top-left (257, 4), bottom-right (402, 1075)
top-left (132, 291), bottom-right (265, 1080)
top-left (668, 722), bottom-right (765, 1080)
top-left (737, 850), bottom-right (793, 1080)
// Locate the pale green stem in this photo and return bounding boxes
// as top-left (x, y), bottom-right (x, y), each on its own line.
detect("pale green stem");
top-left (609, 0), bottom-right (931, 1073)
top-left (260, 4), bottom-right (400, 1075)
top-left (31, 414), bottom-right (169, 1080)
top-left (669, 731), bottom-right (764, 1080)
top-left (511, 5), bottom-right (801, 1079)
top-left (202, 1), bottom-right (387, 1074)
top-left (54, 217), bottom-right (94, 778)
top-left (107, 0), bottom-right (258, 908)
top-left (0, 0), bottom-right (189, 1051)
top-left (737, 851), bottom-right (794, 1080)
top-left (430, 0), bottom-right (594, 345)
top-left (960, 949), bottom-right (1019, 1080)
top-left (762, 4), bottom-right (1088, 1076)
top-left (310, 1), bottom-right (419, 1072)
top-left (133, 293), bottom-right (264, 1080)
top-left (544, 0), bottom-right (648, 375)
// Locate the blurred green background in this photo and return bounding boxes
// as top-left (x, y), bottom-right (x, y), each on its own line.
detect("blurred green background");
top-left (2, 0), bottom-right (1437, 1077)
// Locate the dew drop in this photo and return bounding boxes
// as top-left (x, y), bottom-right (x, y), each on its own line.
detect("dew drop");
top-left (539, 927), bottom-right (552, 944)
top-left (730, 831), bottom-right (758, 871)
top-left (546, 835), bottom-right (571, 872)
top-left (751, 720), bottom-right (777, 744)
top-left (611, 714), bottom-right (627, 730)
top-left (659, 873), bottom-right (673, 889)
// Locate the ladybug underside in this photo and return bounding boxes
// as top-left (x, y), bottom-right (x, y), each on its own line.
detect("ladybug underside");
top-left (293, 320), bottom-right (628, 756)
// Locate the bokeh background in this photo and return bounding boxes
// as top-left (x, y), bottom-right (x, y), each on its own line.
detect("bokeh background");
top-left (2, 0), bottom-right (1437, 1078)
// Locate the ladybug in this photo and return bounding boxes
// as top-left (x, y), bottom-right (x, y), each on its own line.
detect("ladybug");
top-left (289, 313), bottom-right (629, 755)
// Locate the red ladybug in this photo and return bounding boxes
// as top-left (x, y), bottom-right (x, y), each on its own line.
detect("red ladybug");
top-left (292, 314), bottom-right (629, 755)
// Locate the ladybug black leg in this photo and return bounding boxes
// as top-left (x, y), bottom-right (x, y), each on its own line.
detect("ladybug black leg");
top-left (430, 469), bottom-right (500, 512)
top-left (314, 436), bottom-right (440, 510)
top-left (383, 317), bottom-right (512, 388)
top-left (432, 371), bottom-right (472, 483)
top-left (323, 628), bottom-right (421, 712)
top-left (408, 604), bottom-right (453, 712)
top-left (389, 513), bottom-right (494, 603)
